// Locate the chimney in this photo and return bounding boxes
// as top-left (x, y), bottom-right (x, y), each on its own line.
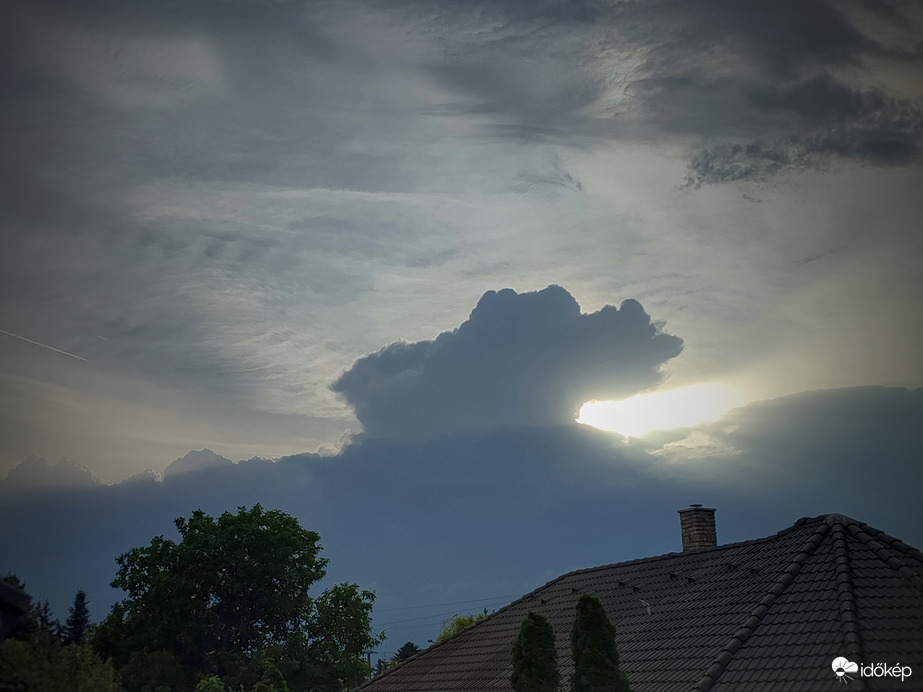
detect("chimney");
top-left (678, 505), bottom-right (717, 551)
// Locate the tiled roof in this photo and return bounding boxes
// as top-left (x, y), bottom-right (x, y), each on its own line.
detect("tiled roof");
top-left (357, 514), bottom-right (923, 692)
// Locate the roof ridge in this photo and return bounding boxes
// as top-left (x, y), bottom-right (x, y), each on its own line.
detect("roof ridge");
top-left (555, 515), bottom-right (834, 582)
top-left (355, 515), bottom-right (842, 690)
top-left (829, 518), bottom-right (864, 671)
top-left (840, 519), bottom-right (923, 593)
top-left (692, 516), bottom-right (833, 691)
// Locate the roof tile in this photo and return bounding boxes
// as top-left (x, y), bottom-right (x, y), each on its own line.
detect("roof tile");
top-left (358, 514), bottom-right (923, 692)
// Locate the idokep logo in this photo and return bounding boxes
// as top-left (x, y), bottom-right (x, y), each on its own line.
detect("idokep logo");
top-left (831, 657), bottom-right (913, 684)
top-left (832, 657), bottom-right (858, 682)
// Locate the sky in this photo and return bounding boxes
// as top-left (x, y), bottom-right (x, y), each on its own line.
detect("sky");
top-left (1, 0), bottom-right (922, 662)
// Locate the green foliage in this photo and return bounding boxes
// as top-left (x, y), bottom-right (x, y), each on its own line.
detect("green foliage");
top-left (0, 574), bottom-right (119, 690)
top-left (2, 573), bottom-right (40, 641)
top-left (0, 621), bottom-right (123, 691)
top-left (193, 676), bottom-right (226, 692)
top-left (570, 595), bottom-right (631, 692)
top-left (66, 589), bottom-right (91, 644)
top-left (0, 573), bottom-right (26, 589)
top-left (1, 576), bottom-right (61, 643)
top-left (301, 582), bottom-right (380, 687)
top-left (435, 609), bottom-right (489, 642)
top-left (96, 504), bottom-right (380, 692)
top-left (251, 656), bottom-right (290, 692)
top-left (91, 602), bottom-right (130, 668)
top-left (511, 612), bottom-right (560, 692)
top-left (393, 641), bottom-right (421, 663)
top-left (118, 648), bottom-right (193, 692)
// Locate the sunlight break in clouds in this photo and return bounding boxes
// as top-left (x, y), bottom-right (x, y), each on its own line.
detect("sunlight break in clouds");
top-left (577, 383), bottom-right (744, 437)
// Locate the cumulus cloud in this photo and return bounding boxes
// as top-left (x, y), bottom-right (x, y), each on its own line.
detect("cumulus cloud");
top-left (1, 454), bottom-right (100, 490)
top-left (330, 286), bottom-right (683, 440)
top-left (162, 448), bottom-right (233, 478)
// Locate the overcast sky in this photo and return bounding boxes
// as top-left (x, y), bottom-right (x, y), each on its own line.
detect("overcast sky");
top-left (1, 0), bottom-right (922, 659)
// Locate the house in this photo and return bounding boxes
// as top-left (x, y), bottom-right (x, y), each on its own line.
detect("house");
top-left (358, 508), bottom-right (923, 691)
top-left (0, 580), bottom-right (30, 641)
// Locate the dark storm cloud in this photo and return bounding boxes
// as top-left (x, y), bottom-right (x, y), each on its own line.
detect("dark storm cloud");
top-left (330, 286), bottom-right (683, 440)
top-left (684, 78), bottom-right (923, 186)
top-left (617, 0), bottom-right (923, 184)
top-left (410, 0), bottom-right (923, 182)
top-left (5, 0), bottom-right (920, 218)
top-left (703, 385), bottom-right (923, 492)
top-left (643, 386), bottom-right (923, 524)
top-left (637, 0), bottom-right (874, 77)
top-left (1, 386), bottom-right (921, 647)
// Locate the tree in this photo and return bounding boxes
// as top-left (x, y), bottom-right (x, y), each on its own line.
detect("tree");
top-left (435, 609), bottom-right (489, 642)
top-left (1, 573), bottom-right (61, 643)
top-left (66, 589), bottom-right (91, 645)
top-left (95, 504), bottom-right (382, 692)
top-left (0, 633), bottom-right (124, 692)
top-left (194, 677), bottom-right (226, 692)
top-left (300, 582), bottom-right (379, 689)
top-left (570, 595), bottom-right (631, 692)
top-left (0, 577), bottom-right (122, 692)
top-left (511, 612), bottom-right (559, 692)
top-left (393, 641), bottom-right (421, 663)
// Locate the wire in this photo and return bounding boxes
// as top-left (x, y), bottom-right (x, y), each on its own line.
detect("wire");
top-left (376, 599), bottom-right (510, 628)
top-left (374, 593), bottom-right (522, 613)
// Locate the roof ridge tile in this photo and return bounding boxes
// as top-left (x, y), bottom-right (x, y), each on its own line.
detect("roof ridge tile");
top-left (830, 518), bottom-right (864, 668)
top-left (692, 517), bottom-right (833, 691)
top-left (354, 513), bottom-right (922, 692)
top-left (842, 521), bottom-right (923, 593)
top-left (544, 515), bottom-right (835, 585)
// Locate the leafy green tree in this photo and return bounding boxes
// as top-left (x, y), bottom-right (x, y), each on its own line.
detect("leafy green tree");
top-left (297, 583), bottom-right (377, 688)
top-left (193, 676), bottom-right (226, 692)
top-left (0, 635), bottom-right (124, 691)
top-left (435, 609), bottom-right (489, 642)
top-left (570, 595), bottom-right (631, 692)
top-left (0, 580), bottom-right (122, 692)
top-left (251, 655), bottom-right (290, 692)
top-left (511, 612), bottom-right (559, 692)
top-left (393, 641), bottom-right (421, 663)
top-left (66, 589), bottom-right (91, 644)
top-left (117, 648), bottom-right (192, 692)
top-left (95, 504), bottom-right (382, 692)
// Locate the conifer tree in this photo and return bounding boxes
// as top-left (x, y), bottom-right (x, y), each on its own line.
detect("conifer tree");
top-left (394, 642), bottom-right (421, 663)
top-left (570, 595), bottom-right (631, 692)
top-left (511, 611), bottom-right (559, 692)
top-left (66, 589), bottom-right (90, 645)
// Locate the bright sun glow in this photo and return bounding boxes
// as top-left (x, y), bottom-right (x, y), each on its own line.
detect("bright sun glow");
top-left (577, 383), bottom-right (744, 437)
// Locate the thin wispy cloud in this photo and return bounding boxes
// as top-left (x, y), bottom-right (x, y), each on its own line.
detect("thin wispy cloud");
top-left (0, 0), bottom-right (920, 655)
top-left (0, 329), bottom-right (88, 362)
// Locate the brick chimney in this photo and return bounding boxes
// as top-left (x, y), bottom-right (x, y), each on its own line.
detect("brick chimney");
top-left (678, 505), bottom-right (717, 551)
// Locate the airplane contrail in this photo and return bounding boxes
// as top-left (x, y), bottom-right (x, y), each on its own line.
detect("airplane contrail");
top-left (0, 329), bottom-right (88, 362)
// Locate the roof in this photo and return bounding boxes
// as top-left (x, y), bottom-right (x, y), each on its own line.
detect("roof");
top-left (358, 514), bottom-right (923, 692)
